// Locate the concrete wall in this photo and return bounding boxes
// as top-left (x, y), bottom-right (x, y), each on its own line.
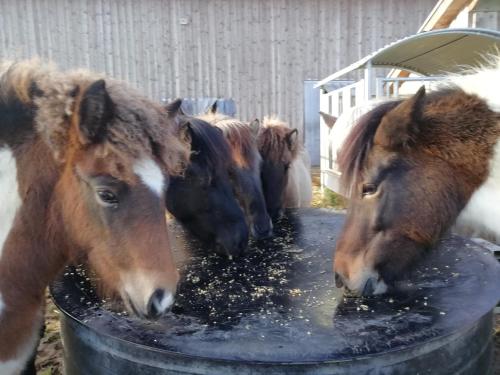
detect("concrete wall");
top-left (0, 0), bottom-right (435, 141)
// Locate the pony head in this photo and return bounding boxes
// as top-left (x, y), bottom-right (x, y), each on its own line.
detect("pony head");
top-left (199, 112), bottom-right (273, 240)
top-left (258, 117), bottom-right (300, 219)
top-left (165, 100), bottom-right (249, 257)
top-left (334, 86), bottom-right (499, 296)
top-left (2, 60), bottom-right (191, 318)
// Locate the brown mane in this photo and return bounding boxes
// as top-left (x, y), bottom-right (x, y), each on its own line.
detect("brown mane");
top-left (0, 59), bottom-right (190, 174)
top-left (258, 116), bottom-right (300, 164)
top-left (198, 112), bottom-right (259, 170)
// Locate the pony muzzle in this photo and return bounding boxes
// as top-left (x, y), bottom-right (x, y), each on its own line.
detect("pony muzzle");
top-left (123, 287), bottom-right (175, 319)
top-left (334, 265), bottom-right (388, 296)
top-left (146, 289), bottom-right (174, 319)
top-left (251, 218), bottom-right (273, 240)
top-left (347, 273), bottom-right (388, 296)
top-left (121, 271), bottom-right (177, 318)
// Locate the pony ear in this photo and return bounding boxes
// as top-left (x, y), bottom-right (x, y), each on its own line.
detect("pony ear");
top-left (286, 128), bottom-right (299, 151)
top-left (165, 98), bottom-right (183, 118)
top-left (208, 101), bottom-right (217, 114)
top-left (319, 111), bottom-right (337, 129)
top-left (178, 120), bottom-right (192, 145)
top-left (249, 119), bottom-right (260, 135)
top-left (78, 79), bottom-right (114, 144)
top-left (374, 86), bottom-right (426, 149)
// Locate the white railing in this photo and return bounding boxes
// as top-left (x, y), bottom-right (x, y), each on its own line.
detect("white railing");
top-left (320, 79), bottom-right (365, 118)
top-left (376, 76), bottom-right (445, 98)
top-left (319, 75), bottom-right (445, 194)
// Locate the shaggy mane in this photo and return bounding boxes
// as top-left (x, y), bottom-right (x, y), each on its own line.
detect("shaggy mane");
top-left (258, 116), bottom-right (300, 164)
top-left (0, 59), bottom-right (190, 175)
top-left (198, 113), bottom-right (260, 170)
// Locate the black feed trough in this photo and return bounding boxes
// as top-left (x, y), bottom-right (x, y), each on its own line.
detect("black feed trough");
top-left (51, 209), bottom-right (500, 374)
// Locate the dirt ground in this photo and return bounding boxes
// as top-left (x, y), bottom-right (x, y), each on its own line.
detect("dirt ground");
top-left (36, 172), bottom-right (499, 374)
top-left (36, 295), bottom-right (63, 375)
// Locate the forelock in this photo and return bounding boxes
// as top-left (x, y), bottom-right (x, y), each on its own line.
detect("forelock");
top-left (0, 59), bottom-right (190, 175)
top-left (258, 118), bottom-right (300, 164)
top-left (337, 101), bottom-right (401, 196)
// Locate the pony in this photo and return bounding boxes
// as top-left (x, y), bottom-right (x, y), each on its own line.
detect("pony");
top-left (332, 60), bottom-right (500, 297)
top-left (198, 112), bottom-right (273, 240)
top-left (257, 116), bottom-right (312, 219)
top-left (164, 100), bottom-right (249, 257)
top-left (0, 60), bottom-right (190, 374)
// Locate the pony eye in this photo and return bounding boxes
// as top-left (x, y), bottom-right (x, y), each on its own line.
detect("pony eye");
top-left (362, 183), bottom-right (378, 197)
top-left (96, 190), bottom-right (119, 206)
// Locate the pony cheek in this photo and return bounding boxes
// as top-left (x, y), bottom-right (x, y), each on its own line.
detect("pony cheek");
top-left (370, 233), bottom-right (426, 286)
top-left (87, 248), bottom-right (123, 297)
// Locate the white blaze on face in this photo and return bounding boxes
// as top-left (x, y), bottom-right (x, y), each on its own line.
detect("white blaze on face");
top-left (0, 147), bottom-right (22, 260)
top-left (133, 158), bottom-right (166, 196)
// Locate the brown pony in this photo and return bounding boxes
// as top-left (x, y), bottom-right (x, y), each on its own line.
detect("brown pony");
top-left (198, 112), bottom-right (273, 240)
top-left (0, 60), bottom-right (190, 373)
top-left (333, 62), bottom-right (500, 296)
top-left (258, 117), bottom-right (312, 219)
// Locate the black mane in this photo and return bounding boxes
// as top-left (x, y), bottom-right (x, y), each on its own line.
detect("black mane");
top-left (178, 116), bottom-right (232, 175)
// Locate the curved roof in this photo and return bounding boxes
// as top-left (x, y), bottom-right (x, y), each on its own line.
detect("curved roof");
top-left (316, 28), bottom-right (500, 88)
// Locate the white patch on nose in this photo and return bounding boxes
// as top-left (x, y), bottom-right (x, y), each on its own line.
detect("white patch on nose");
top-left (348, 268), bottom-right (388, 295)
top-left (455, 140), bottom-right (500, 240)
top-left (372, 278), bottom-right (388, 295)
top-left (345, 255), bottom-right (388, 295)
top-left (121, 271), bottom-right (174, 316)
top-left (133, 158), bottom-right (165, 196)
top-left (152, 292), bottom-right (174, 313)
top-left (0, 147), bottom-right (22, 260)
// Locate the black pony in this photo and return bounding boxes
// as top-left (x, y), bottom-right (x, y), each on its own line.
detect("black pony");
top-left (165, 100), bottom-right (249, 257)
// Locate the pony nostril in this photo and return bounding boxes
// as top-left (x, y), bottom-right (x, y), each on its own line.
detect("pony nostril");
top-left (334, 272), bottom-right (345, 288)
top-left (147, 289), bottom-right (173, 319)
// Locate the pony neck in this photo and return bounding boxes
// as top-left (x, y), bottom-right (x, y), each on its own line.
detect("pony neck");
top-left (455, 139), bottom-right (500, 242)
top-left (0, 135), bottom-right (70, 307)
top-left (439, 69), bottom-right (500, 241)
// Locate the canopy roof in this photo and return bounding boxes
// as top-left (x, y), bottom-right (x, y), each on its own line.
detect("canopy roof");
top-left (315, 28), bottom-right (500, 88)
